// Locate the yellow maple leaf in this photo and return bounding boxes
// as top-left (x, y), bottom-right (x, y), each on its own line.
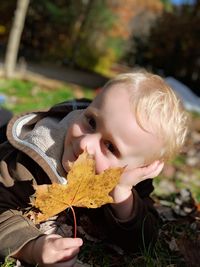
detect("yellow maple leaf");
top-left (30, 151), bottom-right (124, 223)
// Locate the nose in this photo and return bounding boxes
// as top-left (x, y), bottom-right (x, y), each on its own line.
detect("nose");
top-left (79, 134), bottom-right (100, 156)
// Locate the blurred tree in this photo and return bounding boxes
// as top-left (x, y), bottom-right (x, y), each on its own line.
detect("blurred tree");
top-left (17, 0), bottom-right (119, 74)
top-left (19, 0), bottom-right (131, 75)
top-left (90, 0), bottom-right (164, 75)
top-left (0, 0), bottom-right (168, 76)
top-left (19, 0), bottom-right (77, 61)
top-left (67, 0), bottom-right (118, 73)
top-left (126, 0), bottom-right (200, 95)
top-left (4, 0), bottom-right (30, 78)
top-left (123, 0), bottom-right (164, 66)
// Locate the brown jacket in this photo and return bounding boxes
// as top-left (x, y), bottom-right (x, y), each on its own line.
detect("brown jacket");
top-left (0, 99), bottom-right (159, 258)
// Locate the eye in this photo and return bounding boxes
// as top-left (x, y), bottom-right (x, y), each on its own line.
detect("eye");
top-left (104, 141), bottom-right (116, 155)
top-left (86, 115), bottom-right (96, 130)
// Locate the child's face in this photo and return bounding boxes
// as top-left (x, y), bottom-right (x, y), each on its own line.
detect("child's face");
top-left (62, 84), bottom-right (161, 174)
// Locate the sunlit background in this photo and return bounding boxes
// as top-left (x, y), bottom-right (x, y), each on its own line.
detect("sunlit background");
top-left (0, 0), bottom-right (199, 96)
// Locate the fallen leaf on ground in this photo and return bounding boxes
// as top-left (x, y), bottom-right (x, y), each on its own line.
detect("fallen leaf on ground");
top-left (29, 151), bottom-right (123, 223)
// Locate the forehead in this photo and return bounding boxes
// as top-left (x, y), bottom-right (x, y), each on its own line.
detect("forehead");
top-left (91, 84), bottom-right (131, 110)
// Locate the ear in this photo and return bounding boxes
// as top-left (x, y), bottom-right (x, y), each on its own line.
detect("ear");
top-left (144, 160), bottom-right (164, 179)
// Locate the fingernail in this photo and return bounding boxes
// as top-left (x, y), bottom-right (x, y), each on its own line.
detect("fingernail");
top-left (78, 238), bottom-right (83, 246)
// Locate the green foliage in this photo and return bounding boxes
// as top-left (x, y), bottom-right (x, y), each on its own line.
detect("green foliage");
top-left (106, 37), bottom-right (125, 59)
top-left (69, 0), bottom-right (120, 73)
top-left (94, 48), bottom-right (116, 76)
top-left (160, 0), bottom-right (173, 11)
top-left (42, 0), bottom-right (69, 23)
top-left (83, 0), bottom-right (116, 31)
top-left (172, 155), bottom-right (186, 167)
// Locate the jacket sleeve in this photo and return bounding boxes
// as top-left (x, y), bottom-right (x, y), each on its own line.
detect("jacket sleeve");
top-left (102, 179), bottom-right (159, 253)
top-left (0, 142), bottom-right (46, 257)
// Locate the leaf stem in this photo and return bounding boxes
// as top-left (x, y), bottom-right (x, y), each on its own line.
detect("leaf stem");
top-left (69, 206), bottom-right (77, 238)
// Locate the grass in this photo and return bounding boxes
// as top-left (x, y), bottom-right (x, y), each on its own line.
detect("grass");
top-left (0, 78), bottom-right (94, 114)
top-left (0, 256), bottom-right (15, 267)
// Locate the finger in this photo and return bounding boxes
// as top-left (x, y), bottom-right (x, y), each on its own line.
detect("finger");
top-left (143, 160), bottom-right (160, 174)
top-left (142, 161), bottom-right (164, 179)
top-left (148, 162), bottom-right (164, 178)
top-left (60, 247), bottom-right (80, 261)
top-left (45, 247), bottom-right (80, 265)
top-left (54, 238), bottom-right (83, 250)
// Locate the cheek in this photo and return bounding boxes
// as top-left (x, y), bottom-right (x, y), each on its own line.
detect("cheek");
top-left (65, 125), bottom-right (73, 146)
top-left (65, 122), bottom-right (81, 146)
top-left (70, 121), bottom-right (85, 139)
top-left (62, 125), bottom-right (76, 171)
top-left (62, 133), bottom-right (71, 171)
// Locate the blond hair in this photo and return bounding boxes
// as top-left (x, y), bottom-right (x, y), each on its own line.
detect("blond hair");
top-left (103, 71), bottom-right (188, 162)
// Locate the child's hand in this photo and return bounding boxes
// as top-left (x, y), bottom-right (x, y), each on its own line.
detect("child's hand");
top-left (110, 161), bottom-right (164, 219)
top-left (112, 160), bottom-right (164, 203)
top-left (121, 160), bottom-right (164, 190)
top-left (14, 234), bottom-right (83, 267)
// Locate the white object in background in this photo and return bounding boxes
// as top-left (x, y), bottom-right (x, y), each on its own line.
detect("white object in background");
top-left (165, 77), bottom-right (200, 113)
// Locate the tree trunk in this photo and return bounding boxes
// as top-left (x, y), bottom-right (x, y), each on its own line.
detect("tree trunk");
top-left (4, 0), bottom-right (30, 78)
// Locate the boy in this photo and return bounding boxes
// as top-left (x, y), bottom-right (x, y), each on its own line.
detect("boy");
top-left (0, 71), bottom-right (188, 266)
